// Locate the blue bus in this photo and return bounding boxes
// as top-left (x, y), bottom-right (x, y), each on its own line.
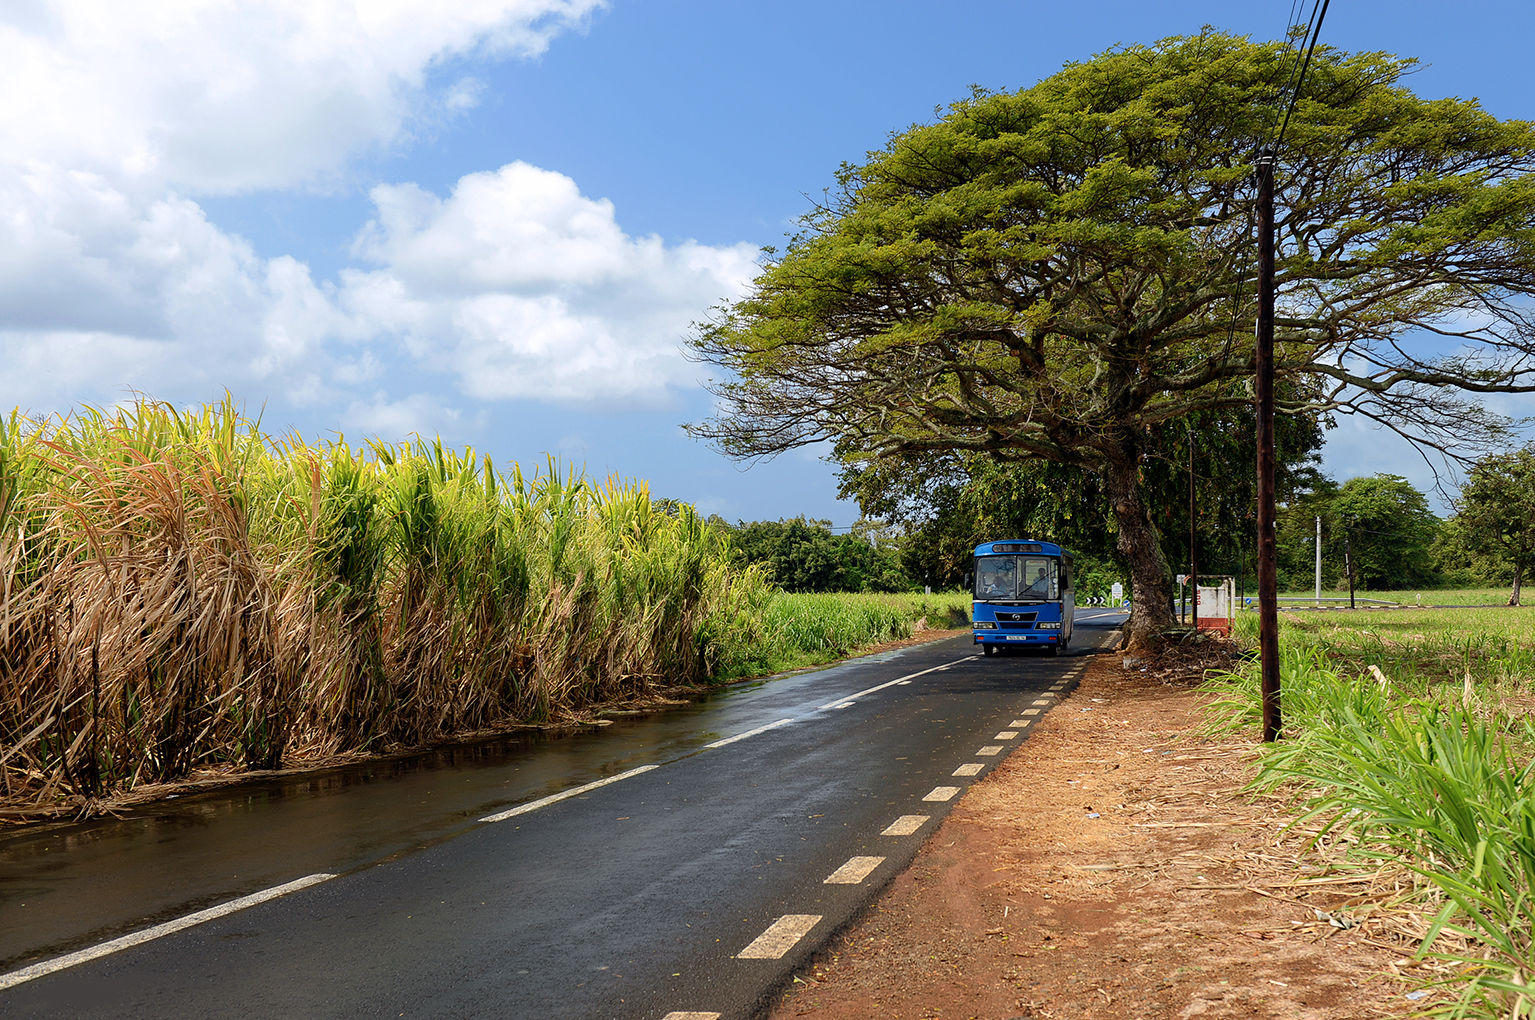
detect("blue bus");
top-left (972, 539), bottom-right (1074, 656)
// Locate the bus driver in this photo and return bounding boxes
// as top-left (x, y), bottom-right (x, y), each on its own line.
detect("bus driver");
top-left (980, 562), bottom-right (1014, 597)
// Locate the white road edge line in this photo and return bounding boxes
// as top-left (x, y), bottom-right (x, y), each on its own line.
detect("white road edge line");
top-left (661, 1013), bottom-right (722, 1020)
top-left (976, 745), bottom-right (1004, 756)
top-left (480, 765), bottom-right (659, 823)
top-left (995, 731), bottom-right (1018, 740)
top-left (737, 914), bottom-right (822, 959)
top-left (953, 763), bottom-right (984, 776)
top-left (824, 856), bottom-right (885, 885)
top-left (923, 786), bottom-right (960, 802)
top-left (882, 814), bottom-right (929, 836)
top-left (0, 873), bottom-right (336, 992)
top-left (704, 718), bottom-right (794, 750)
top-left (816, 654), bottom-right (976, 711)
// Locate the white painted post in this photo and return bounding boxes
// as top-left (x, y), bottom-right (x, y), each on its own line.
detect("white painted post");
top-left (1315, 515), bottom-right (1322, 604)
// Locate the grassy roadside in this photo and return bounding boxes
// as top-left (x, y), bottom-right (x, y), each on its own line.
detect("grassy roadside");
top-left (1276, 588), bottom-right (1515, 606)
top-left (721, 591), bottom-right (971, 680)
top-left (1202, 603), bottom-right (1535, 1017)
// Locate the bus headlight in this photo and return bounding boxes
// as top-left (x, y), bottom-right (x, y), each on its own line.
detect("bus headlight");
top-left (973, 622), bottom-right (997, 629)
top-left (1036, 621), bottom-right (1060, 630)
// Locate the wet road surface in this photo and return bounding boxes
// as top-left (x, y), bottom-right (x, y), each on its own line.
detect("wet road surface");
top-left (1, 610), bottom-right (1125, 1019)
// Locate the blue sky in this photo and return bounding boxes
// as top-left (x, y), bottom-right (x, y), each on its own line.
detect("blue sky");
top-left (4, 1), bottom-right (1533, 523)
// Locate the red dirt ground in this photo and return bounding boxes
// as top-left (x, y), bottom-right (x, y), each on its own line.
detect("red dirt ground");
top-left (769, 642), bottom-right (1428, 1020)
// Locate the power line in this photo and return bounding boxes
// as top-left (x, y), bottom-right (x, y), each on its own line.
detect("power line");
top-left (1273, 0), bottom-right (1322, 144)
top-left (1275, 0), bottom-right (1333, 150)
top-left (1217, 0), bottom-right (1336, 381)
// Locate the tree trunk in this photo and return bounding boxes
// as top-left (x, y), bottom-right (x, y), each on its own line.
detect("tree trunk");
top-left (1102, 449), bottom-right (1175, 654)
top-left (1511, 568), bottom-right (1522, 607)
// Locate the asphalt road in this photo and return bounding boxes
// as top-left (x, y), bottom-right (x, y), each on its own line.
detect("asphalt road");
top-left (1, 610), bottom-right (1125, 1019)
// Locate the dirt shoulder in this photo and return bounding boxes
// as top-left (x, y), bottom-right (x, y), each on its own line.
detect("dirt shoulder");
top-left (770, 643), bottom-right (1423, 1020)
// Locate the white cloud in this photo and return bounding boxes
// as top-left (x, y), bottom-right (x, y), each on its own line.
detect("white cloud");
top-left (342, 391), bottom-right (466, 442)
top-left (0, 162), bottom-right (346, 413)
top-left (0, 0), bottom-right (605, 194)
top-left (0, 158), bottom-right (756, 418)
top-left (341, 163), bottom-right (759, 405)
top-left (0, 1), bottom-right (757, 426)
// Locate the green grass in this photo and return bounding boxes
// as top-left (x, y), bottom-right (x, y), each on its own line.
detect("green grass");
top-left (1211, 607), bottom-right (1535, 1015)
top-left (1275, 587), bottom-right (1513, 606)
top-left (716, 590), bottom-right (971, 678)
top-left (1234, 604), bottom-right (1535, 695)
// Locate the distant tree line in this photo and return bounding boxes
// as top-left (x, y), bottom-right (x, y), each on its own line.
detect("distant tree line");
top-left (706, 516), bottom-right (915, 593)
top-left (679, 439), bottom-right (1535, 604)
top-left (1274, 450), bottom-right (1535, 605)
top-left (1276, 474), bottom-right (1443, 592)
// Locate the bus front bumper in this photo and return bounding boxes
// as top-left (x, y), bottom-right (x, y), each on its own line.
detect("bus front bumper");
top-left (975, 631), bottom-right (1058, 646)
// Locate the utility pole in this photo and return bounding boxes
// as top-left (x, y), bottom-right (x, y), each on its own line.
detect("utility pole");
top-left (1189, 422), bottom-right (1198, 631)
top-left (1314, 515), bottom-right (1322, 605)
top-left (1256, 149), bottom-right (1281, 743)
top-left (1345, 523), bottom-right (1356, 609)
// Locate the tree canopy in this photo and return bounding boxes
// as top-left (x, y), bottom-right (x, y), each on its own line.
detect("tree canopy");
top-left (1331, 475), bottom-right (1442, 590)
top-left (725, 517), bottom-right (912, 593)
top-left (842, 398), bottom-right (1326, 591)
top-left (1452, 445), bottom-right (1535, 604)
top-left (689, 32), bottom-right (1535, 648)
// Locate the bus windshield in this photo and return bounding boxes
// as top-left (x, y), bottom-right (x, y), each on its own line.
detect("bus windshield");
top-left (974, 554), bottom-right (1057, 602)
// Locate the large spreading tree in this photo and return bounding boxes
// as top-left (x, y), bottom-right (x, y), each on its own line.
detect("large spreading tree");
top-left (689, 32), bottom-right (1535, 651)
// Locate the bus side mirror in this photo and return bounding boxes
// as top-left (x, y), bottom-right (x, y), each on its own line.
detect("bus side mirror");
top-left (964, 572), bottom-right (973, 589)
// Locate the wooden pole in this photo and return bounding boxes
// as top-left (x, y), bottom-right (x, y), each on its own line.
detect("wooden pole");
top-left (1256, 151), bottom-right (1282, 743)
top-left (1345, 525), bottom-right (1356, 610)
top-left (1189, 422), bottom-right (1199, 631)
